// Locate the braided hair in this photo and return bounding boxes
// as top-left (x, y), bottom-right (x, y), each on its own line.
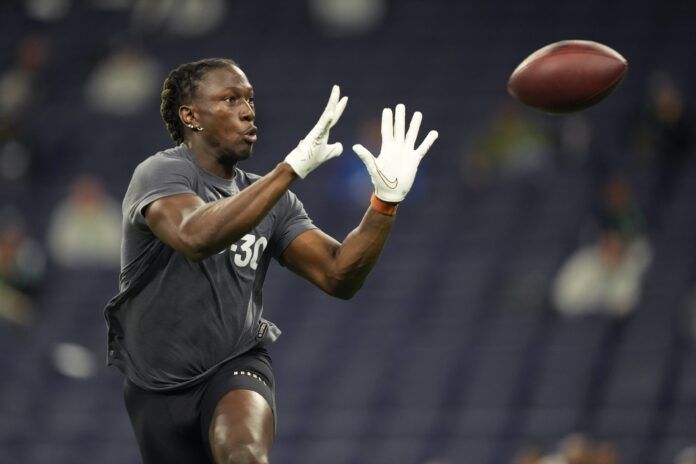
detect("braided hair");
top-left (160, 58), bottom-right (238, 145)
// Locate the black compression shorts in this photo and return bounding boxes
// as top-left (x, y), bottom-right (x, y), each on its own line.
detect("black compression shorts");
top-left (123, 346), bottom-right (275, 464)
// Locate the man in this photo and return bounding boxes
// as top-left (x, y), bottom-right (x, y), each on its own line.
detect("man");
top-left (104, 58), bottom-right (438, 464)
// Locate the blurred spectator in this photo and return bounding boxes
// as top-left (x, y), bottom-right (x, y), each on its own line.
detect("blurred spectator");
top-left (0, 212), bottom-right (46, 295)
top-left (0, 280), bottom-right (34, 326)
top-left (559, 433), bottom-right (595, 464)
top-left (534, 434), bottom-right (618, 464)
top-left (538, 456), bottom-right (565, 464)
top-left (0, 34), bottom-right (50, 120)
top-left (553, 176), bottom-right (652, 317)
top-left (308, 0), bottom-right (386, 36)
top-left (84, 44), bottom-right (161, 116)
top-left (514, 444), bottom-right (543, 464)
top-left (676, 446), bottom-right (696, 464)
top-left (47, 175), bottom-right (122, 268)
top-left (0, 35), bottom-right (50, 185)
top-left (0, 210), bottom-right (45, 325)
top-left (131, 0), bottom-right (226, 36)
top-left (552, 229), bottom-right (651, 318)
top-left (630, 72), bottom-right (693, 226)
top-left (24, 0), bottom-right (71, 21)
top-left (460, 102), bottom-right (553, 190)
top-left (0, 117), bottom-right (33, 183)
top-left (593, 441), bottom-right (619, 464)
top-left (594, 174), bottom-right (645, 239)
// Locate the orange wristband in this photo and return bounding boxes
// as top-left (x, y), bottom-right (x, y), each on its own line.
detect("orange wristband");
top-left (370, 193), bottom-right (399, 216)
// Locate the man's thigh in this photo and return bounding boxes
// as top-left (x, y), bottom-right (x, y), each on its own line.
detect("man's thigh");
top-left (207, 389), bottom-right (275, 463)
top-left (200, 346), bottom-right (276, 461)
top-left (123, 380), bottom-right (208, 464)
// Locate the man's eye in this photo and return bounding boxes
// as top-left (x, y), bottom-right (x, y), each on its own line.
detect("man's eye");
top-left (248, 97), bottom-right (255, 105)
top-left (225, 96), bottom-right (236, 103)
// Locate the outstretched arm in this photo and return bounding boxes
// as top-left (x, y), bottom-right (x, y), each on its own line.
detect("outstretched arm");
top-left (281, 206), bottom-right (395, 299)
top-left (146, 164), bottom-right (298, 261)
top-left (281, 104), bottom-right (438, 299)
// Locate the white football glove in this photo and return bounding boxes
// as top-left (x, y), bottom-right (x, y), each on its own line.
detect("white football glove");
top-left (284, 85), bottom-right (348, 178)
top-left (353, 104), bottom-right (438, 203)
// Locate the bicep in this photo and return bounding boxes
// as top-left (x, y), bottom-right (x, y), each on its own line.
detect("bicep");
top-left (144, 193), bottom-right (206, 253)
top-left (280, 229), bottom-right (341, 292)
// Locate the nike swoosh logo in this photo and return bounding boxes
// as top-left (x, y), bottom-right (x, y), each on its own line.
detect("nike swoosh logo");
top-left (373, 159), bottom-right (398, 189)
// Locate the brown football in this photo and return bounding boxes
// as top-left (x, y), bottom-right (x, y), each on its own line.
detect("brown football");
top-left (507, 40), bottom-right (628, 114)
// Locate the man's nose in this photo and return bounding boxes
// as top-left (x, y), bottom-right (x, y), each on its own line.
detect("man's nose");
top-left (240, 99), bottom-right (255, 121)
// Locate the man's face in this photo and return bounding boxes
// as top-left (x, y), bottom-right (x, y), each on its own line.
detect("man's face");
top-left (189, 65), bottom-right (257, 159)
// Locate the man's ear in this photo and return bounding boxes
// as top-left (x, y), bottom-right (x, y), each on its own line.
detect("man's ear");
top-left (179, 105), bottom-right (196, 128)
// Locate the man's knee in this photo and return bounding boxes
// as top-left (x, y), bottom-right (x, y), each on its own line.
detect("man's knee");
top-left (217, 442), bottom-right (269, 464)
top-left (209, 415), bottom-right (272, 464)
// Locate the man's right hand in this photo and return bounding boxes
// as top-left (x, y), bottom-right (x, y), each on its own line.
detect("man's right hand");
top-left (284, 85), bottom-right (348, 179)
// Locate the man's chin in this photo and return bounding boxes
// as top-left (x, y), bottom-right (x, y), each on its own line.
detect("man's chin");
top-left (238, 145), bottom-right (254, 160)
top-left (223, 145), bottom-right (253, 162)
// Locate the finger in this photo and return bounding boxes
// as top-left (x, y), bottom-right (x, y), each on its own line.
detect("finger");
top-left (312, 111), bottom-right (334, 139)
top-left (405, 111), bottom-right (422, 148)
top-left (394, 104), bottom-right (406, 143)
top-left (326, 142), bottom-right (343, 159)
top-left (323, 85), bottom-right (340, 114)
top-left (330, 96), bottom-right (349, 128)
top-left (352, 144), bottom-right (375, 167)
top-left (415, 130), bottom-right (439, 159)
top-left (381, 108), bottom-right (393, 145)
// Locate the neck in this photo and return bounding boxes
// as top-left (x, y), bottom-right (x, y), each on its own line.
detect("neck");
top-left (185, 139), bottom-right (237, 179)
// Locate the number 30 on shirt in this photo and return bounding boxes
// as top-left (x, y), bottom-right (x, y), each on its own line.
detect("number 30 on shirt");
top-left (229, 234), bottom-right (267, 270)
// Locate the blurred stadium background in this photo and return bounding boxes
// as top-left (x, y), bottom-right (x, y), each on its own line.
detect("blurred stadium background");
top-left (1, 0), bottom-right (695, 463)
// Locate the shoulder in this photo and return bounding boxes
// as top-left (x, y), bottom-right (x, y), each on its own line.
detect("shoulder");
top-left (133, 145), bottom-right (196, 178)
top-left (123, 146), bottom-right (198, 223)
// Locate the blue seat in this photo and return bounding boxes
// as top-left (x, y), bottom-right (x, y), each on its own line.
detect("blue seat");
top-left (519, 407), bottom-right (580, 439)
top-left (601, 350), bottom-right (667, 406)
top-left (452, 407), bottom-right (509, 438)
top-left (593, 406), bottom-right (654, 437)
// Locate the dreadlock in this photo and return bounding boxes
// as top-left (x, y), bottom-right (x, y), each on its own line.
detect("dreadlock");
top-left (160, 58), bottom-right (238, 145)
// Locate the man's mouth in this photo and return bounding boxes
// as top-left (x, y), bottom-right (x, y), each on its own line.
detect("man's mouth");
top-left (243, 127), bottom-right (258, 143)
